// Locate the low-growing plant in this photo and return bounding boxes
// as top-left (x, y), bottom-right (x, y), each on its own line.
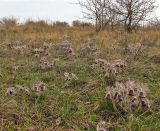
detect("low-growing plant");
top-left (105, 80), bottom-right (151, 114)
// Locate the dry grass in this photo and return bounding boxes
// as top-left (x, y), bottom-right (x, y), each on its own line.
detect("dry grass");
top-left (0, 25), bottom-right (160, 130)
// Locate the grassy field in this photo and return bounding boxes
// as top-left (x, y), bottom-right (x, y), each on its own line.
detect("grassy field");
top-left (0, 25), bottom-right (160, 130)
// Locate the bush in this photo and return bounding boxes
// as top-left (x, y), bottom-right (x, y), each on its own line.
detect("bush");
top-left (53, 21), bottom-right (69, 27)
top-left (0, 17), bottom-right (18, 28)
top-left (25, 19), bottom-right (49, 27)
top-left (72, 20), bottom-right (93, 27)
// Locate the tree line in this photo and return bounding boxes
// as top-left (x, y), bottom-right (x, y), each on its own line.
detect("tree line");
top-left (78, 0), bottom-right (157, 32)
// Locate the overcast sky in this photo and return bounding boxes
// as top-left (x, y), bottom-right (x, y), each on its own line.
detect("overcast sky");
top-left (0, 0), bottom-right (160, 24)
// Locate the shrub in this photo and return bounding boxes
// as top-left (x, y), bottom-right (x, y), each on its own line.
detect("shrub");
top-left (0, 17), bottom-right (18, 28)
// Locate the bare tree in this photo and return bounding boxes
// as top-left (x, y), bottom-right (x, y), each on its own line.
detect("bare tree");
top-left (78, 0), bottom-right (111, 32)
top-left (113, 0), bottom-right (156, 33)
top-left (107, 3), bottom-right (121, 30)
top-left (147, 17), bottom-right (160, 28)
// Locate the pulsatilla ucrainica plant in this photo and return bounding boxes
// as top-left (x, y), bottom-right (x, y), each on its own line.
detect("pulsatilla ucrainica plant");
top-left (105, 80), bottom-right (151, 114)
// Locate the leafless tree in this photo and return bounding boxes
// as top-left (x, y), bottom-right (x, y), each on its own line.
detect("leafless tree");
top-left (78, 0), bottom-right (156, 32)
top-left (113, 0), bottom-right (156, 33)
top-left (78, 0), bottom-right (112, 32)
top-left (147, 17), bottom-right (160, 28)
top-left (107, 3), bottom-right (121, 30)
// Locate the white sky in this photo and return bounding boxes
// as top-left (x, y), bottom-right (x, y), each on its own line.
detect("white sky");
top-left (0, 0), bottom-right (160, 24)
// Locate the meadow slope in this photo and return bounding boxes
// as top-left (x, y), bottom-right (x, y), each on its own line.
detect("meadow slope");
top-left (0, 25), bottom-right (160, 130)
